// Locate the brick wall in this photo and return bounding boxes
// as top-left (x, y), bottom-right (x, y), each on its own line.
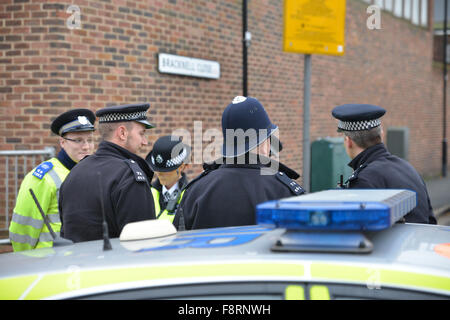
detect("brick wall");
top-left (0, 0), bottom-right (449, 231)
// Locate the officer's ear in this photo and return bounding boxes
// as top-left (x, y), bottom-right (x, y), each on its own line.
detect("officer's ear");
top-left (180, 163), bottom-right (189, 172)
top-left (344, 135), bottom-right (353, 149)
top-left (117, 124), bottom-right (129, 141)
top-left (257, 138), bottom-right (271, 157)
top-left (59, 136), bottom-right (65, 149)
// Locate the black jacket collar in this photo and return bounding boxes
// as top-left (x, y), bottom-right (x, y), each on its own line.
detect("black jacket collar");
top-left (204, 154), bottom-right (300, 180)
top-left (96, 140), bottom-right (153, 179)
top-left (57, 148), bottom-right (77, 170)
top-left (349, 143), bottom-right (390, 171)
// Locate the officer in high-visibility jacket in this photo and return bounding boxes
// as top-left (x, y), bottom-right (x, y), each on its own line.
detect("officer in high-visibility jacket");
top-left (9, 109), bottom-right (96, 251)
top-left (145, 135), bottom-right (190, 224)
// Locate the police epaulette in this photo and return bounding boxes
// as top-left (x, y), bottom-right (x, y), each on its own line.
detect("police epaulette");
top-left (276, 172), bottom-right (305, 195)
top-left (346, 164), bottom-right (368, 184)
top-left (32, 161), bottom-right (54, 180)
top-left (278, 162), bottom-right (300, 180)
top-left (125, 159), bottom-right (147, 183)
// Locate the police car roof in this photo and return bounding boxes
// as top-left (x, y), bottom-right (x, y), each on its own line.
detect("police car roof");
top-left (0, 223), bottom-right (449, 299)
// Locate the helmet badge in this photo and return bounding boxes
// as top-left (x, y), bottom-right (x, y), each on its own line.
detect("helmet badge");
top-left (78, 116), bottom-right (89, 125)
top-left (232, 96), bottom-right (247, 104)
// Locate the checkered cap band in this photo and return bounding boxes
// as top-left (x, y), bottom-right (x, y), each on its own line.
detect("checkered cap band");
top-left (338, 119), bottom-right (381, 131)
top-left (98, 111), bottom-right (147, 123)
top-left (152, 148), bottom-right (187, 168)
top-left (166, 148), bottom-right (187, 167)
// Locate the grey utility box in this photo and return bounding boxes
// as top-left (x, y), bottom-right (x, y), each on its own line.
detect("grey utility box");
top-left (386, 127), bottom-right (409, 160)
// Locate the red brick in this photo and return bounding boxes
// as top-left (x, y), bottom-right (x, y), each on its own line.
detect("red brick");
top-left (0, 0), bottom-right (447, 194)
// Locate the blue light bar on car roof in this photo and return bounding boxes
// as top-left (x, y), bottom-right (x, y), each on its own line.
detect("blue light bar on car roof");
top-left (256, 189), bottom-right (417, 231)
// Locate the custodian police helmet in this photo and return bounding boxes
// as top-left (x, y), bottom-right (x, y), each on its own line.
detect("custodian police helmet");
top-left (221, 96), bottom-right (278, 158)
top-left (50, 109), bottom-right (96, 136)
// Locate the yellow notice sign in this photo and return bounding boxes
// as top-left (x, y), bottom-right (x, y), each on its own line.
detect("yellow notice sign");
top-left (283, 0), bottom-right (346, 56)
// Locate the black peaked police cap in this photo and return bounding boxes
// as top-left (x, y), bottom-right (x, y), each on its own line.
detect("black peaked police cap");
top-left (96, 103), bottom-right (155, 129)
top-left (331, 104), bottom-right (386, 132)
top-left (51, 108), bottom-right (96, 136)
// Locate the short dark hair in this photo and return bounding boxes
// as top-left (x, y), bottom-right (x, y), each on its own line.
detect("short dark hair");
top-left (98, 121), bottom-right (132, 140)
top-left (344, 126), bottom-right (382, 149)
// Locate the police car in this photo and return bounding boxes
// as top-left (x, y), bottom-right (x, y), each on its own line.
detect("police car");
top-left (0, 189), bottom-right (449, 300)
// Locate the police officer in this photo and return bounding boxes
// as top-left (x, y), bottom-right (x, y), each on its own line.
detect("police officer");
top-left (59, 103), bottom-right (157, 242)
top-left (9, 109), bottom-right (96, 251)
top-left (145, 135), bottom-right (190, 223)
top-left (174, 96), bottom-right (305, 230)
top-left (331, 103), bottom-right (436, 224)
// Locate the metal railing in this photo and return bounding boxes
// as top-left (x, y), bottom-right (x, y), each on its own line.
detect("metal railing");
top-left (0, 147), bottom-right (56, 234)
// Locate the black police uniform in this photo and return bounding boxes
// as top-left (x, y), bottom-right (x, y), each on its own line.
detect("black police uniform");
top-left (59, 104), bottom-right (156, 242)
top-left (346, 143), bottom-right (436, 224)
top-left (173, 156), bottom-right (305, 230)
top-left (332, 103), bottom-right (436, 225)
top-left (173, 96), bottom-right (305, 230)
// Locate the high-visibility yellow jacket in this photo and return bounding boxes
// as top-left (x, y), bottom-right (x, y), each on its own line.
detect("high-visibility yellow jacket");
top-left (151, 187), bottom-right (186, 223)
top-left (9, 158), bottom-right (69, 252)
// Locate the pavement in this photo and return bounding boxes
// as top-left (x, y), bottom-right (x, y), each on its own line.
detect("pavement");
top-left (425, 175), bottom-right (450, 225)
